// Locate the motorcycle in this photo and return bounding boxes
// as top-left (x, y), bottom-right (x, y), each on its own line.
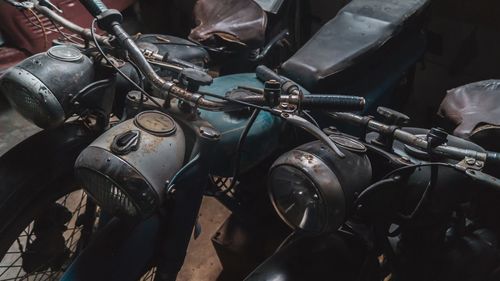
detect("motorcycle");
top-left (0, 0), bottom-right (430, 280)
top-left (243, 102), bottom-right (500, 280)
top-left (0, 0), bottom-right (135, 75)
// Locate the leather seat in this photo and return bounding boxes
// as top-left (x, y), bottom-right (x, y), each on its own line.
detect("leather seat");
top-left (189, 0), bottom-right (267, 50)
top-left (439, 80), bottom-right (500, 151)
top-left (281, 0), bottom-right (430, 91)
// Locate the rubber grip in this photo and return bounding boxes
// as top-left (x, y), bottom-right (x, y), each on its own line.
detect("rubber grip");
top-left (487, 152), bottom-right (500, 166)
top-left (79, 0), bottom-right (108, 17)
top-left (301, 95), bottom-right (365, 111)
top-left (256, 65), bottom-right (285, 84)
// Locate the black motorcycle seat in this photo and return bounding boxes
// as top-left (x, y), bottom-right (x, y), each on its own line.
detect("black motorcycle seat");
top-left (281, 0), bottom-right (429, 91)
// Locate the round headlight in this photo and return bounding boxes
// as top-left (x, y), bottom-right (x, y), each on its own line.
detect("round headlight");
top-left (268, 138), bottom-right (372, 234)
top-left (75, 111), bottom-right (186, 219)
top-left (269, 165), bottom-right (327, 233)
top-left (0, 45), bottom-right (94, 129)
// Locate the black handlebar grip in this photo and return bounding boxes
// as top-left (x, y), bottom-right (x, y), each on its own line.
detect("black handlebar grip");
top-left (256, 65), bottom-right (286, 84)
top-left (301, 95), bottom-right (365, 111)
top-left (487, 151), bottom-right (500, 166)
top-left (79, 0), bottom-right (108, 17)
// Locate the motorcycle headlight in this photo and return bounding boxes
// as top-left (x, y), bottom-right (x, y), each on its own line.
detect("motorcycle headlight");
top-left (75, 111), bottom-right (186, 219)
top-left (0, 45), bottom-right (94, 129)
top-left (268, 138), bottom-right (372, 234)
top-left (269, 165), bottom-right (328, 233)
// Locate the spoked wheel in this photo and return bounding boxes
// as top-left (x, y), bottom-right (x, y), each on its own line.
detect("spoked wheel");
top-left (140, 267), bottom-right (157, 281)
top-left (0, 189), bottom-right (98, 281)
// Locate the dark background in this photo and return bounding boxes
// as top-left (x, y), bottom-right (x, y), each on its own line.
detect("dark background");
top-left (138, 0), bottom-right (500, 127)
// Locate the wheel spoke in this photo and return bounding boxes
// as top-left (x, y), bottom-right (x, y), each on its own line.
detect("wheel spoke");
top-left (0, 190), bottom-right (99, 281)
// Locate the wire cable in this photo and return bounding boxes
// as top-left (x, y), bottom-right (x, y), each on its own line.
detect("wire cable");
top-left (302, 110), bottom-right (319, 128)
top-left (48, 17), bottom-right (85, 45)
top-left (25, 9), bottom-right (48, 49)
top-left (221, 108), bottom-right (261, 194)
top-left (91, 19), bottom-right (163, 108)
top-left (197, 91), bottom-right (274, 113)
top-left (354, 162), bottom-right (456, 219)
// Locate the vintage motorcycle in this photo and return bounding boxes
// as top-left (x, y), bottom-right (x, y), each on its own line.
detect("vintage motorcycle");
top-left (243, 101), bottom-right (500, 280)
top-left (0, 0), bottom-right (365, 280)
top-left (0, 0), bottom-right (430, 280)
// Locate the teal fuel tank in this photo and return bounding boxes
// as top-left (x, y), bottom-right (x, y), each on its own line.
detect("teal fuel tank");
top-left (198, 73), bottom-right (283, 177)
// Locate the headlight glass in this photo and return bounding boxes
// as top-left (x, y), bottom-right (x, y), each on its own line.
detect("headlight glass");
top-left (77, 168), bottom-right (139, 217)
top-left (0, 71), bottom-right (65, 129)
top-left (269, 165), bottom-right (327, 233)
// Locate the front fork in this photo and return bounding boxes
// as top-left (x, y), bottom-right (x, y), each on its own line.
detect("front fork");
top-left (155, 125), bottom-right (220, 281)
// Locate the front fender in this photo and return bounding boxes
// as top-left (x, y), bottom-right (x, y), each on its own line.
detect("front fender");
top-left (244, 232), bottom-right (377, 281)
top-left (0, 122), bottom-right (97, 233)
top-left (60, 215), bottom-right (161, 281)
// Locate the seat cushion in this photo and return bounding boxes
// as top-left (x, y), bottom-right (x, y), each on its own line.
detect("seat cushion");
top-left (439, 80), bottom-right (500, 151)
top-left (189, 0), bottom-right (267, 50)
top-left (281, 0), bottom-right (429, 91)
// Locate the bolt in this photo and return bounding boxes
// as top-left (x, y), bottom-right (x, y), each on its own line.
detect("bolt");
top-left (466, 158), bottom-right (476, 165)
top-left (199, 126), bottom-right (220, 139)
top-left (475, 161), bottom-right (483, 168)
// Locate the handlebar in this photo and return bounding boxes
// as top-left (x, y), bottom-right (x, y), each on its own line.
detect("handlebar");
top-left (78, 0), bottom-right (108, 17)
top-left (256, 65), bottom-right (287, 84)
top-left (329, 112), bottom-right (500, 166)
top-left (301, 95), bottom-right (365, 111)
top-left (255, 65), bottom-right (365, 111)
top-left (30, 1), bottom-right (366, 112)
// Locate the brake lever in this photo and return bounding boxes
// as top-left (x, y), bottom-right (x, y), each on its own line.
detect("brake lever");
top-left (465, 169), bottom-right (500, 191)
top-left (279, 112), bottom-right (345, 158)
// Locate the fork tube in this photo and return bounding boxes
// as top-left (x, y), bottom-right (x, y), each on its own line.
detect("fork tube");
top-left (155, 127), bottom-right (220, 281)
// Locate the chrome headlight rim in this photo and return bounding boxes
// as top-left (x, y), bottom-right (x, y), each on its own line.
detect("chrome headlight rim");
top-left (268, 149), bottom-right (347, 234)
top-left (1, 67), bottom-right (65, 129)
top-left (75, 147), bottom-right (160, 219)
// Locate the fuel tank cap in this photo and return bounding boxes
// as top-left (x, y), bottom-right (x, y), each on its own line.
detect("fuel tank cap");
top-left (134, 111), bottom-right (176, 136)
top-left (47, 45), bottom-right (83, 62)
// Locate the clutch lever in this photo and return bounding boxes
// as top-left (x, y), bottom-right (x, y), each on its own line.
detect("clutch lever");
top-left (465, 169), bottom-right (500, 191)
top-left (279, 112), bottom-right (345, 158)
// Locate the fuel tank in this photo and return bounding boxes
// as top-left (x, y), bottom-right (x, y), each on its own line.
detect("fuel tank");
top-left (198, 73), bottom-right (285, 176)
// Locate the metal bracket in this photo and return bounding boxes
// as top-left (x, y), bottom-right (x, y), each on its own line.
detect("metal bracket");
top-left (457, 156), bottom-right (484, 171)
